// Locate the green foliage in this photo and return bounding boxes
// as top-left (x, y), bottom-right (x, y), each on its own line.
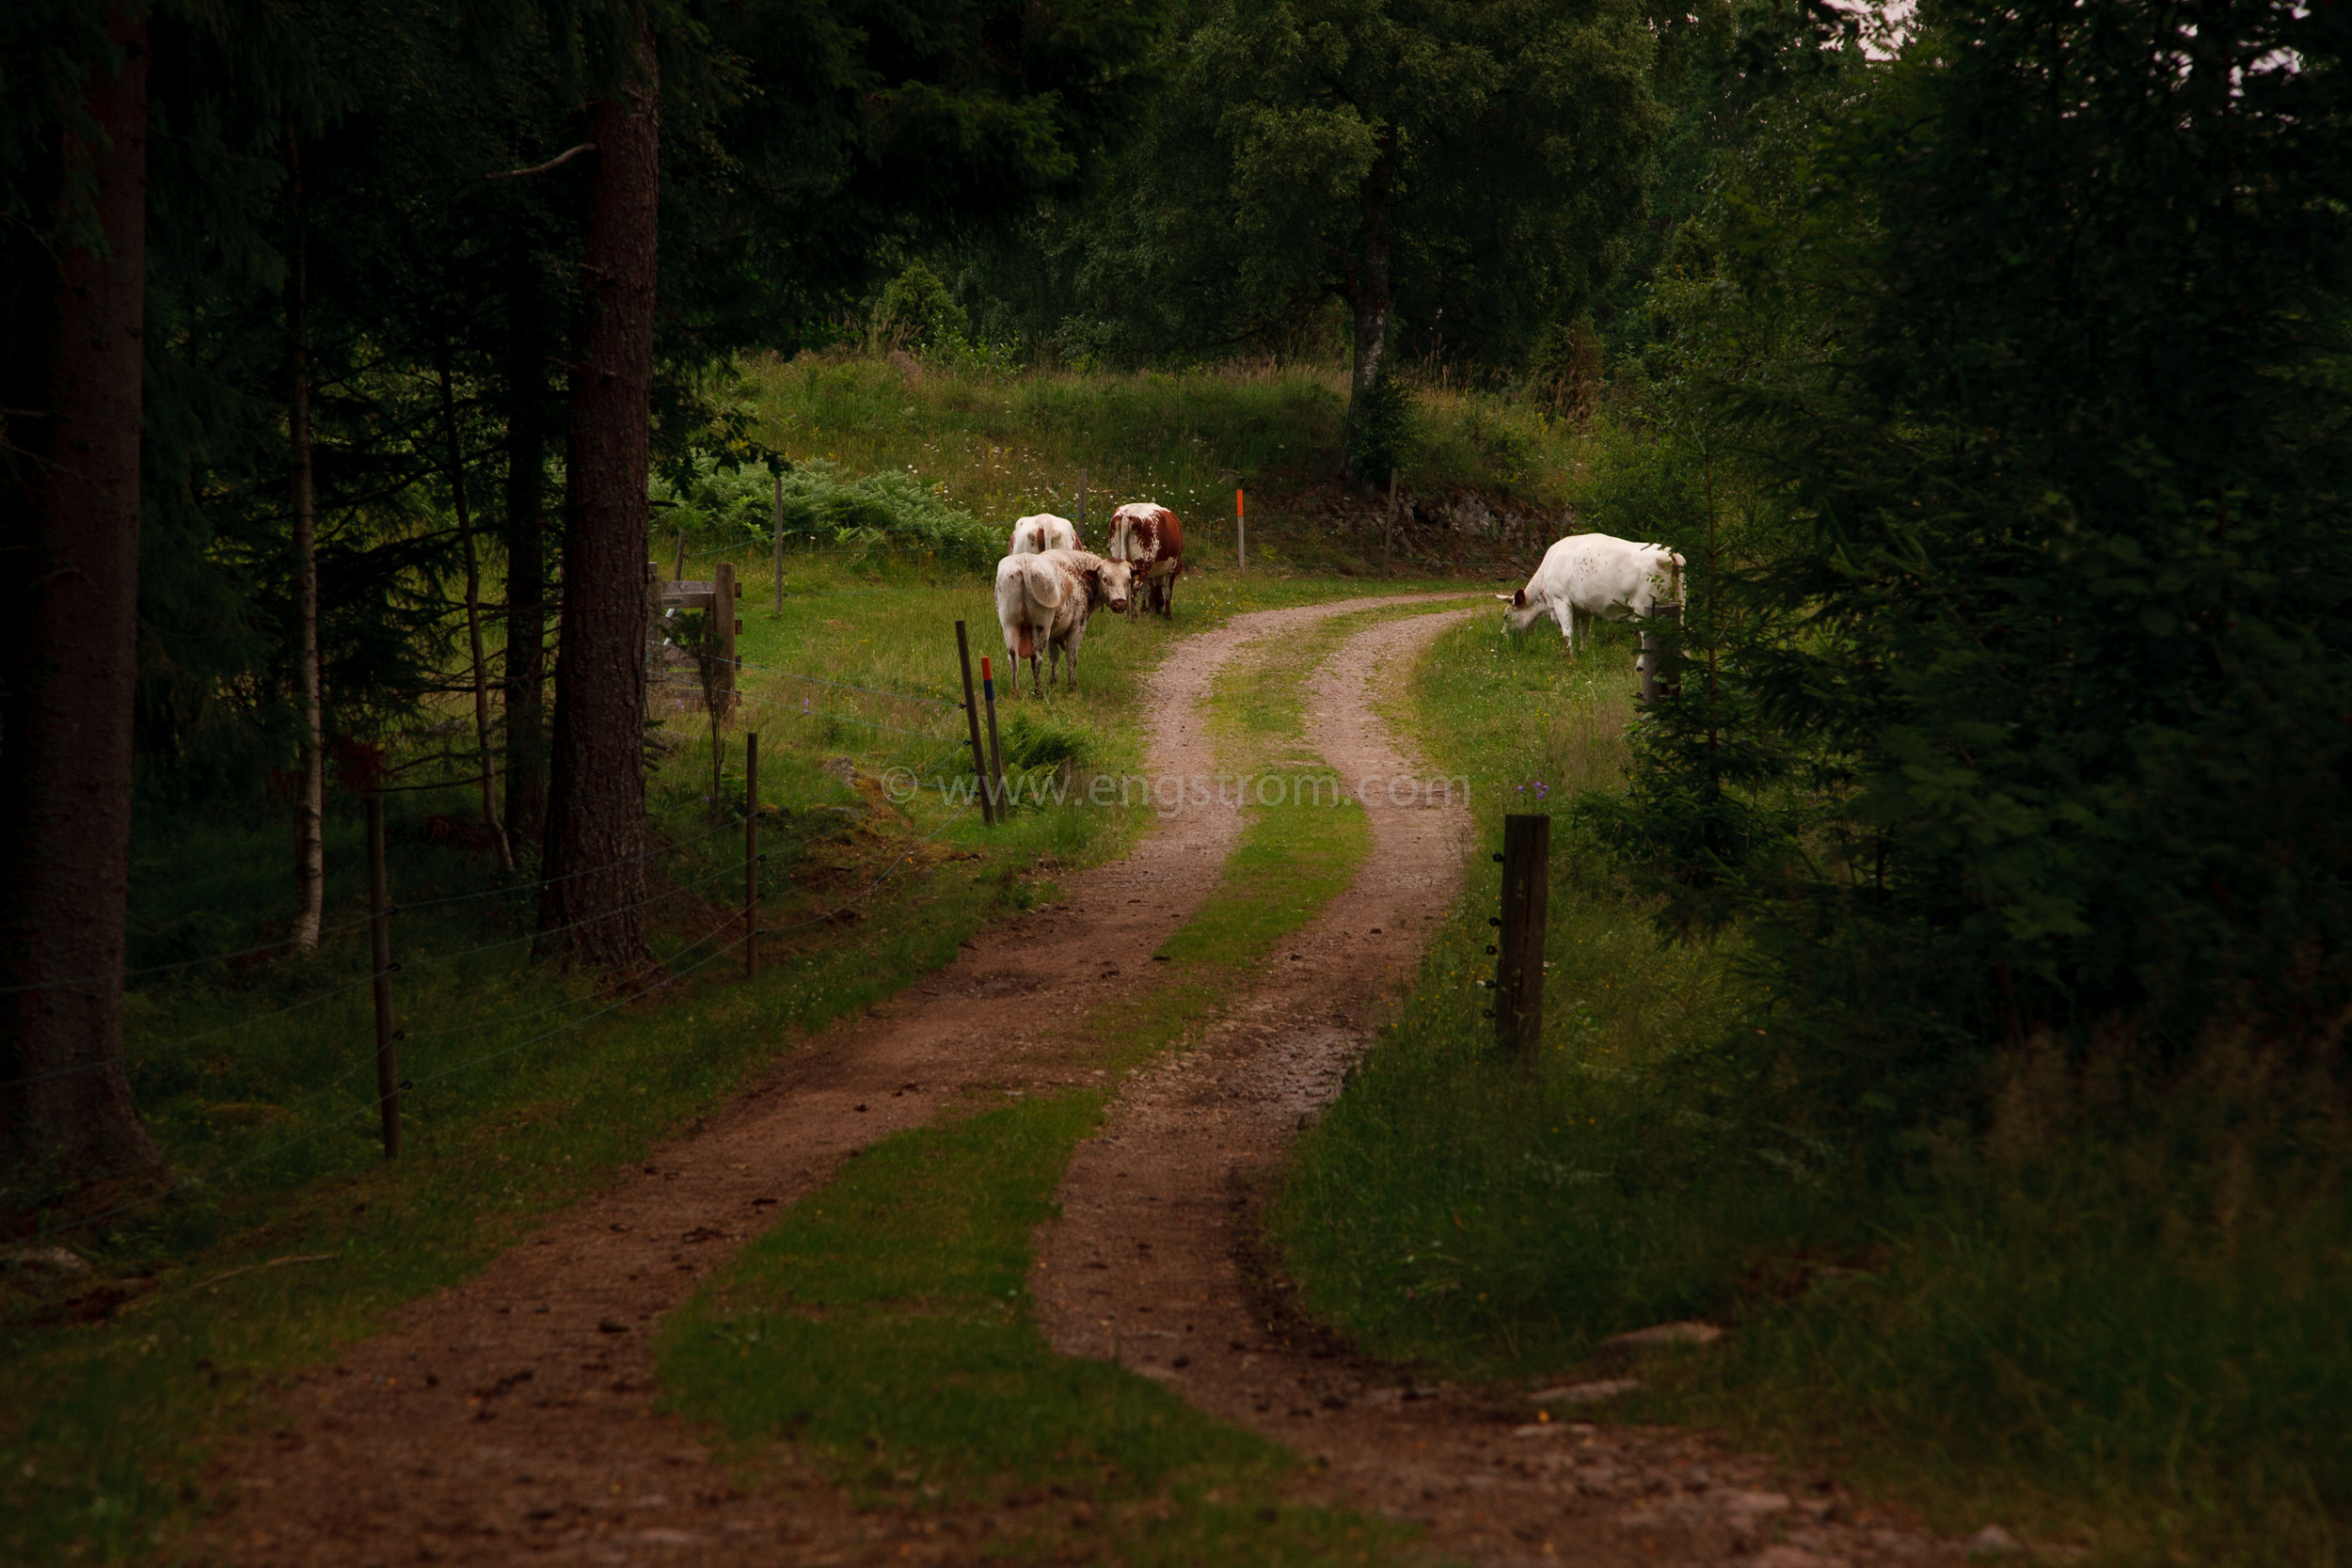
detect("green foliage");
top-left (1591, 0), bottom-right (2352, 1100)
top-left (1343, 373), bottom-right (1416, 490)
top-left (961, 0), bottom-right (1666, 372)
top-left (651, 450), bottom-right (998, 562)
top-left (872, 260), bottom-right (971, 350)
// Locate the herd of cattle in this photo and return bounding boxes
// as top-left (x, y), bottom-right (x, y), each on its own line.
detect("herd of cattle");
top-left (993, 502), bottom-right (1184, 696)
top-left (989, 496), bottom-right (1684, 698)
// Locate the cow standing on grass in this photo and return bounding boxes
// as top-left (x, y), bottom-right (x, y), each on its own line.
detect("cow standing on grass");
top-left (1009, 513), bottom-right (1079, 556)
top-left (1106, 502), bottom-right (1184, 618)
top-left (1498, 533), bottom-right (1685, 658)
top-left (994, 548), bottom-right (1133, 696)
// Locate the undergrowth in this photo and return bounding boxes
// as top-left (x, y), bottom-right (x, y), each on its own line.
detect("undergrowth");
top-left (1275, 613), bottom-right (2352, 1566)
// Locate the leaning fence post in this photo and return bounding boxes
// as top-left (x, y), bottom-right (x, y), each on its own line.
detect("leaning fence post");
top-left (981, 656), bottom-right (1009, 816)
top-left (673, 529), bottom-right (686, 583)
top-left (745, 731), bottom-right (760, 979)
top-left (1494, 813), bottom-right (1550, 1055)
top-left (1077, 467), bottom-right (1088, 543)
top-left (366, 792), bottom-right (402, 1158)
top-left (955, 621), bottom-right (994, 825)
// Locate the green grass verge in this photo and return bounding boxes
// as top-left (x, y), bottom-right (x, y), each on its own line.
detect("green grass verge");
top-left (652, 604), bottom-right (1477, 1562)
top-left (1273, 612), bottom-right (2352, 1566)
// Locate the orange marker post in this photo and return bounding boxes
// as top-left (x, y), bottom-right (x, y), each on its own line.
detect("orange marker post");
top-left (1235, 485), bottom-right (1247, 571)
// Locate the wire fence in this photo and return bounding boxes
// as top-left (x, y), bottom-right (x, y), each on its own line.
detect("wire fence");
top-left (46, 795), bottom-right (978, 1239)
top-left (8, 638), bottom-right (967, 1002)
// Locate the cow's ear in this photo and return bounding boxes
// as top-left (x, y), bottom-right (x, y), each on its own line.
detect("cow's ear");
top-left (1513, 589), bottom-right (1528, 608)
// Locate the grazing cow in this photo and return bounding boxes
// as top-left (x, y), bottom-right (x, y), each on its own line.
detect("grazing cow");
top-left (1105, 502), bottom-right (1184, 618)
top-left (1009, 513), bottom-right (1079, 556)
top-left (994, 548), bottom-right (1134, 696)
top-left (1498, 533), bottom-right (1685, 658)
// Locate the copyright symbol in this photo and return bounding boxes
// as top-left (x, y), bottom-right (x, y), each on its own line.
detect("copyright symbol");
top-left (882, 766), bottom-right (920, 803)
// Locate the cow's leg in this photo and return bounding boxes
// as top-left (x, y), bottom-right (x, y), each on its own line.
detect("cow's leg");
top-left (1557, 604), bottom-right (1577, 659)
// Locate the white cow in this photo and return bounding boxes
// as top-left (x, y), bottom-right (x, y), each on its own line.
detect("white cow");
top-left (1498, 533), bottom-right (1685, 658)
top-left (994, 548), bottom-right (1133, 696)
top-left (1008, 513), bottom-right (1079, 556)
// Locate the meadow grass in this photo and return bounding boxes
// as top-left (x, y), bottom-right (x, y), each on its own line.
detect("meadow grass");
top-left (8, 528), bottom-right (1477, 1564)
top-left (652, 603), bottom-right (1470, 1563)
top-left (1272, 613), bottom-right (2352, 1566)
top-left (740, 354), bottom-right (1597, 572)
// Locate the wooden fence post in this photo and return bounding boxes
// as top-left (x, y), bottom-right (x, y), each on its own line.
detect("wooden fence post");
top-left (1077, 467), bottom-right (1088, 543)
top-left (771, 467), bottom-right (785, 612)
top-left (673, 529), bottom-right (686, 582)
top-left (955, 621), bottom-right (995, 825)
top-left (715, 561), bottom-right (738, 720)
top-left (1384, 467), bottom-right (1398, 577)
top-left (366, 792), bottom-right (402, 1158)
top-left (745, 732), bottom-right (760, 979)
top-left (1495, 813), bottom-right (1550, 1054)
top-left (981, 656), bottom-right (1009, 816)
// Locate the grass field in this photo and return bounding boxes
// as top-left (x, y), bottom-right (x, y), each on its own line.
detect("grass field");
top-left (1273, 612), bottom-right (2352, 1567)
top-left (740, 354), bottom-right (1593, 575)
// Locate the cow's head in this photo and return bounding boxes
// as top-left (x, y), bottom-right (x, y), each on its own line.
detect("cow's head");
top-left (1089, 560), bottom-right (1134, 613)
top-left (1494, 586), bottom-right (1545, 633)
top-left (1642, 547), bottom-right (1687, 611)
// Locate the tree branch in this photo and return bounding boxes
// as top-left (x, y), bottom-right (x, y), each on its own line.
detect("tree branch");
top-left (487, 143), bottom-right (596, 181)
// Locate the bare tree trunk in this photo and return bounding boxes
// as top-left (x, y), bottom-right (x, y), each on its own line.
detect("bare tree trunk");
top-left (1344, 141), bottom-right (1397, 468)
top-left (0, 8), bottom-right (165, 1196)
top-left (437, 345), bottom-right (514, 868)
top-left (501, 230), bottom-right (550, 851)
top-left (287, 137), bottom-right (326, 953)
top-left (536, 33), bottom-right (660, 973)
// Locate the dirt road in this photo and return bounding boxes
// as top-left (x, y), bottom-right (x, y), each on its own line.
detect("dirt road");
top-left (1030, 611), bottom-right (1962, 1568)
top-left (183, 593), bottom-right (1958, 1568)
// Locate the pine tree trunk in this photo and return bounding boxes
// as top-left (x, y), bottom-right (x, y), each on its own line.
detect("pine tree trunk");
top-left (437, 345), bottom-right (513, 869)
top-left (536, 37), bottom-right (660, 973)
top-left (501, 231), bottom-right (549, 850)
top-left (1344, 142), bottom-right (1397, 468)
top-left (287, 139), bottom-right (326, 953)
top-left (0, 8), bottom-right (165, 1195)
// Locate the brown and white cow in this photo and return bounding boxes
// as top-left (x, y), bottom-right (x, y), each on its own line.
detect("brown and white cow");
top-left (993, 547), bottom-right (1133, 696)
top-left (1105, 502), bottom-right (1184, 618)
top-left (1008, 513), bottom-right (1079, 556)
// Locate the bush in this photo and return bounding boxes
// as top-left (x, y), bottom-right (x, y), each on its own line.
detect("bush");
top-left (650, 451), bottom-right (997, 563)
top-left (1343, 372), bottom-right (1416, 484)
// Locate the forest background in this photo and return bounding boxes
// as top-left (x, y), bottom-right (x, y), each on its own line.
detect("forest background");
top-left (3, 0), bottom-right (2350, 1560)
